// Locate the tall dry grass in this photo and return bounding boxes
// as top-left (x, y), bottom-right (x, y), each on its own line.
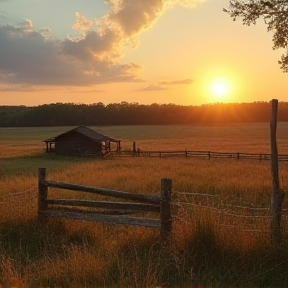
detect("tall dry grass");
top-left (1, 124), bottom-right (288, 287)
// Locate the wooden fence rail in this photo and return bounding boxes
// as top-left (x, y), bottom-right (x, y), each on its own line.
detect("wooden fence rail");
top-left (109, 149), bottom-right (288, 161)
top-left (38, 168), bottom-right (172, 240)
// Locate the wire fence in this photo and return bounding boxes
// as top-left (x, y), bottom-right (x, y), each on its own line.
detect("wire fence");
top-left (109, 149), bottom-right (288, 162)
top-left (0, 188), bottom-right (38, 223)
top-left (1, 187), bottom-right (287, 236)
top-left (172, 190), bottom-right (288, 235)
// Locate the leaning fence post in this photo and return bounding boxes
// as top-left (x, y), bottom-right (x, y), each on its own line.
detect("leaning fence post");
top-left (160, 178), bottom-right (172, 242)
top-left (38, 167), bottom-right (48, 217)
top-left (270, 99), bottom-right (285, 243)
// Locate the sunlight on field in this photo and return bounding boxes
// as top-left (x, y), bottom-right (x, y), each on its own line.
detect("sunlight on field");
top-left (1, 123), bottom-right (288, 160)
top-left (1, 123), bottom-right (288, 287)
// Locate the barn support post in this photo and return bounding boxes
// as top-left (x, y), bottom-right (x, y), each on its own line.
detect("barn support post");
top-left (270, 99), bottom-right (285, 243)
top-left (160, 178), bottom-right (172, 243)
top-left (38, 167), bottom-right (48, 220)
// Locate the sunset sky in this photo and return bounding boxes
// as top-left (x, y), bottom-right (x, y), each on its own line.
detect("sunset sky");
top-left (0, 0), bottom-right (288, 107)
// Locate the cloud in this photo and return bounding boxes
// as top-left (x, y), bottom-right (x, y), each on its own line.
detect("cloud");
top-left (0, 20), bottom-right (142, 86)
top-left (0, 11), bottom-right (7, 21)
top-left (0, 0), bottom-right (202, 88)
top-left (72, 12), bottom-right (93, 35)
top-left (137, 84), bottom-right (168, 92)
top-left (159, 78), bottom-right (194, 85)
top-left (136, 77), bottom-right (193, 92)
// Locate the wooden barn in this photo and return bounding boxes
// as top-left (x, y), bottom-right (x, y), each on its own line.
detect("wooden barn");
top-left (44, 126), bottom-right (121, 156)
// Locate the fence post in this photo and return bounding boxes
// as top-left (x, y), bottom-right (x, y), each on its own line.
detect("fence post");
top-left (270, 99), bottom-right (285, 243)
top-left (160, 178), bottom-right (172, 243)
top-left (133, 142), bottom-right (136, 154)
top-left (38, 167), bottom-right (48, 216)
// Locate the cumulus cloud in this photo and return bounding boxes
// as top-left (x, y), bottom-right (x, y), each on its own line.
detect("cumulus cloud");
top-left (73, 12), bottom-right (93, 35)
top-left (0, 0), bottom-right (202, 88)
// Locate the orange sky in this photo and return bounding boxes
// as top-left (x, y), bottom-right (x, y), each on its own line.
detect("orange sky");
top-left (0, 0), bottom-right (288, 106)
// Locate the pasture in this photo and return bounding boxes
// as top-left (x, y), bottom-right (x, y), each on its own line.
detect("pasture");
top-left (0, 123), bottom-right (288, 288)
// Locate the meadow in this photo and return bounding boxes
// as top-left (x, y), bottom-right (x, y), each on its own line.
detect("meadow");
top-left (0, 123), bottom-right (288, 288)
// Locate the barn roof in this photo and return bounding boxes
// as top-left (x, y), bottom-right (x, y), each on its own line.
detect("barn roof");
top-left (44, 126), bottom-right (120, 143)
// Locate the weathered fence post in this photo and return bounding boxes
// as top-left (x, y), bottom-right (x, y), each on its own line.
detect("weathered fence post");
top-left (133, 142), bottom-right (136, 154)
top-left (38, 167), bottom-right (48, 217)
top-left (160, 178), bottom-right (172, 242)
top-left (270, 99), bottom-right (285, 243)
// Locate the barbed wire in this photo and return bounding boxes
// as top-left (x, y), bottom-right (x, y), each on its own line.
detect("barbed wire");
top-left (174, 201), bottom-right (272, 219)
top-left (1, 187), bottom-right (287, 231)
top-left (0, 188), bottom-right (38, 203)
top-left (7, 188), bottom-right (37, 196)
top-left (174, 200), bottom-right (271, 211)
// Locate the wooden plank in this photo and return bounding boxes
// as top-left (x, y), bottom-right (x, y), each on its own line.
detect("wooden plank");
top-left (46, 199), bottom-right (160, 212)
top-left (39, 210), bottom-right (161, 228)
top-left (45, 206), bottom-right (143, 216)
top-left (42, 180), bottom-right (161, 204)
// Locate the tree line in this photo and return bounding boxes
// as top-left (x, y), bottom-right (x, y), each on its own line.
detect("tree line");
top-left (0, 101), bottom-right (287, 127)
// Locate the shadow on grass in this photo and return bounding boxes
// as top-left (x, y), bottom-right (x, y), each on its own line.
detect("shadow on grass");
top-left (0, 218), bottom-right (97, 262)
top-left (0, 219), bottom-right (288, 287)
top-left (1, 152), bottom-right (99, 177)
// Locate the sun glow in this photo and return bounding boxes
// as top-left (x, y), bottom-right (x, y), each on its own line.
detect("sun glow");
top-left (208, 78), bottom-right (231, 99)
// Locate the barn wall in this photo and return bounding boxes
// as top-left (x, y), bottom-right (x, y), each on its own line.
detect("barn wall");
top-left (55, 132), bottom-right (102, 155)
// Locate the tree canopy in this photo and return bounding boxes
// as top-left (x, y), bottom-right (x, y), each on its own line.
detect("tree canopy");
top-left (0, 102), bottom-right (288, 127)
top-left (224, 0), bottom-right (288, 72)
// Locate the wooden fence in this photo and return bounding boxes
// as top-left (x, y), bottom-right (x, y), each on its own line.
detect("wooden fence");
top-left (38, 168), bottom-right (172, 240)
top-left (109, 149), bottom-right (288, 161)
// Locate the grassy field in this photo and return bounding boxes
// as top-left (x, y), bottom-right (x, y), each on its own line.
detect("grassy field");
top-left (0, 123), bottom-right (288, 288)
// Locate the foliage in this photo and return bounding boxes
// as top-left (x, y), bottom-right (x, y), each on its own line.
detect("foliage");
top-left (1, 101), bottom-right (288, 127)
top-left (224, 0), bottom-right (288, 72)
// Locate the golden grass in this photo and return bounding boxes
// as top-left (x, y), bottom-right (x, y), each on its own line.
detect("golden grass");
top-left (1, 124), bottom-right (288, 287)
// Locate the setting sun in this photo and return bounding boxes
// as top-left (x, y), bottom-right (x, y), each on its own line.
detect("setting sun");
top-left (208, 78), bottom-right (231, 99)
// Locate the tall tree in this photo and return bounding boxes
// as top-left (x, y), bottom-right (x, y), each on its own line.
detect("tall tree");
top-left (224, 0), bottom-right (288, 72)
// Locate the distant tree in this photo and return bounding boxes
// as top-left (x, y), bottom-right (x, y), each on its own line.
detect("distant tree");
top-left (224, 0), bottom-right (288, 72)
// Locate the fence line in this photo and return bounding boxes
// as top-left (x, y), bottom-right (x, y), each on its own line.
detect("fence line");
top-left (0, 187), bottom-right (38, 223)
top-left (6, 188), bottom-right (37, 196)
top-left (172, 189), bottom-right (288, 235)
top-left (38, 168), bottom-right (173, 241)
top-left (109, 149), bottom-right (288, 161)
top-left (174, 191), bottom-right (271, 211)
top-left (1, 182), bottom-right (287, 235)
